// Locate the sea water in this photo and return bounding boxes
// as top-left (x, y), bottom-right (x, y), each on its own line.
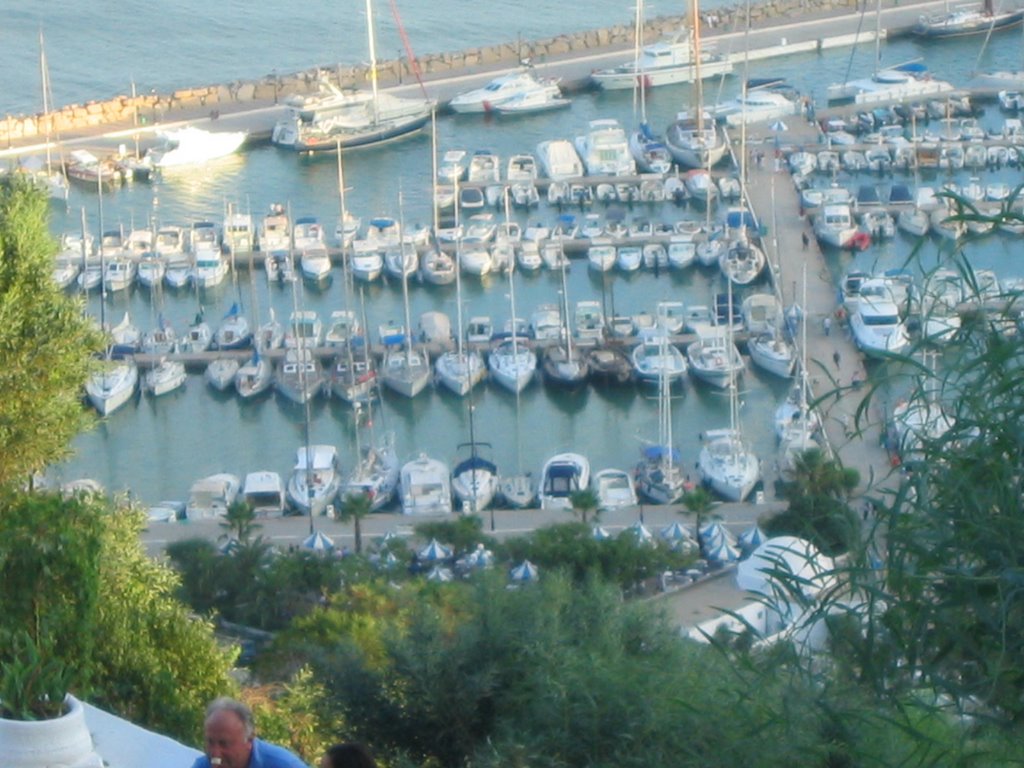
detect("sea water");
top-left (4, 1), bottom-right (1023, 503)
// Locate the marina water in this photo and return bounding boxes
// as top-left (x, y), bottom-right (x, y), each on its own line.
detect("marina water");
top-left (5, 1), bottom-right (1023, 504)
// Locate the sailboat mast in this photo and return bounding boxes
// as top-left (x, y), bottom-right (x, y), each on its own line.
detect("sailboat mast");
top-left (366, 0), bottom-right (380, 121)
top-left (558, 246), bottom-right (574, 361)
top-left (39, 30), bottom-right (53, 173)
top-left (632, 0), bottom-right (644, 121)
top-left (691, 0), bottom-right (705, 133)
top-left (397, 192), bottom-right (414, 364)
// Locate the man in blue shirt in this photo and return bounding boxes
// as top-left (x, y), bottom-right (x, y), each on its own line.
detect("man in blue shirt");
top-left (191, 697), bottom-right (308, 768)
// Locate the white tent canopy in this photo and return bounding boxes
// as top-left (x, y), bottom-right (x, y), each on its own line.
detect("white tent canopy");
top-left (736, 536), bottom-right (835, 597)
top-left (417, 538), bottom-right (452, 562)
top-left (302, 529), bottom-right (335, 551)
top-left (509, 559), bottom-right (539, 582)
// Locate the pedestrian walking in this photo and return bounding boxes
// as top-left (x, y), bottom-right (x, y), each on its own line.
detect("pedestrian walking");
top-left (833, 350), bottom-right (841, 368)
top-left (801, 231), bottom-right (809, 250)
top-left (823, 315), bottom-right (832, 336)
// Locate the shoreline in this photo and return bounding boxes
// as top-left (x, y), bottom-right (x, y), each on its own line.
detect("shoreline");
top-left (0, 0), bottom-right (946, 151)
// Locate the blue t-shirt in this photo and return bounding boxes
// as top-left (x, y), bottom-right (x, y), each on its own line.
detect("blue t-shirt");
top-left (191, 738), bottom-right (308, 768)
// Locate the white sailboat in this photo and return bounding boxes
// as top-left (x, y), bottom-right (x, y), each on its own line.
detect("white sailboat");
top-left (663, 0), bottom-right (728, 169)
top-left (488, 250), bottom-right (537, 393)
top-left (625, 0), bottom-right (674, 175)
top-left (381, 206), bottom-right (431, 398)
top-left (635, 333), bottom-right (686, 504)
top-left (698, 284), bottom-right (760, 501)
top-left (277, 0), bottom-right (434, 152)
top-left (341, 405), bottom-right (400, 512)
top-left (435, 173), bottom-right (486, 396)
top-left (451, 403), bottom-right (498, 513)
top-left (30, 31), bottom-right (69, 203)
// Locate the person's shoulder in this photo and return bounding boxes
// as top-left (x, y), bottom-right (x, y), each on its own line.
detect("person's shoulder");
top-left (251, 738), bottom-right (309, 768)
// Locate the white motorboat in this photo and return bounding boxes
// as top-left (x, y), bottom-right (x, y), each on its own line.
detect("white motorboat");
top-left (449, 68), bottom-right (561, 113)
top-left (85, 357), bottom-right (138, 416)
top-left (300, 246), bottom-right (333, 284)
top-left (592, 468), bottom-right (638, 510)
top-left (719, 236), bottom-right (766, 285)
top-left (186, 473), bottom-right (240, 520)
top-left (920, 268), bottom-right (964, 342)
top-left (287, 444), bottom-right (341, 515)
top-left (631, 328), bottom-right (687, 385)
top-left (574, 119), bottom-right (636, 176)
top-left (144, 358), bottom-right (187, 397)
top-left (850, 278), bottom-right (911, 357)
top-left (616, 245), bottom-right (643, 273)
top-left (538, 452), bottom-right (591, 511)
top-left (145, 126), bottom-right (246, 169)
top-left (748, 331), bottom-right (797, 379)
top-left (592, 31), bottom-right (733, 90)
top-left (190, 247), bottom-right (229, 289)
top-left (259, 204), bottom-right (291, 252)
top-left (102, 256), bottom-right (136, 293)
top-left (535, 138), bottom-right (584, 180)
top-left (400, 453), bottom-right (452, 515)
top-left (136, 253), bottom-right (166, 290)
top-left (222, 210), bottom-right (254, 254)
top-left (813, 203), bottom-right (859, 249)
top-left (686, 326), bottom-right (744, 389)
top-left (242, 471), bottom-right (285, 517)
top-left (587, 240), bottom-right (617, 272)
top-left (493, 81), bottom-right (570, 115)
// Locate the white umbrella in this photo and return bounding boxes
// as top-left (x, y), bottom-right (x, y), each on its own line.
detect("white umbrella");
top-left (621, 521), bottom-right (654, 546)
top-left (417, 538), bottom-right (452, 562)
top-left (509, 559), bottom-right (539, 582)
top-left (592, 525), bottom-right (612, 540)
top-left (659, 521), bottom-right (691, 541)
top-left (302, 530), bottom-right (335, 552)
top-left (770, 119), bottom-right (788, 133)
top-left (736, 536), bottom-right (834, 596)
top-left (426, 565), bottom-right (453, 582)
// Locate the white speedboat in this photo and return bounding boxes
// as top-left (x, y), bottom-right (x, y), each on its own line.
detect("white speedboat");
top-left (631, 328), bottom-right (687, 385)
top-left (538, 452), bottom-right (591, 511)
top-left (574, 119), bottom-right (636, 176)
top-left (712, 87), bottom-right (801, 126)
top-left (186, 473), bottom-right (240, 520)
top-left (400, 453), bottom-right (452, 515)
top-left (813, 203), bottom-right (859, 249)
top-left (242, 471), bottom-right (285, 517)
top-left (535, 138), bottom-right (584, 180)
top-left (686, 327), bottom-right (744, 389)
top-left (287, 444), bottom-right (341, 515)
top-left (850, 278), bottom-right (911, 357)
top-left (493, 81), bottom-right (570, 115)
top-left (146, 126), bottom-right (246, 169)
top-left (85, 357), bottom-right (138, 416)
top-left (449, 68), bottom-right (561, 113)
top-left (593, 31), bottom-right (733, 89)
top-left (592, 468), bottom-right (638, 510)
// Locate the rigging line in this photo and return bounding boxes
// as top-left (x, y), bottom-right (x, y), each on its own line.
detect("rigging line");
top-left (840, 0), bottom-right (871, 86)
top-left (388, 0), bottom-right (429, 99)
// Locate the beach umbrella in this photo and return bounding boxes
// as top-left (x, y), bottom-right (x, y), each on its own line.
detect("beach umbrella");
top-left (738, 525), bottom-right (767, 554)
top-left (218, 537), bottom-right (240, 555)
top-left (592, 525), bottom-right (612, 540)
top-left (302, 530), bottom-right (335, 552)
top-left (770, 119), bottom-right (788, 133)
top-left (698, 521), bottom-right (736, 551)
top-left (659, 521), bottom-right (691, 542)
top-left (509, 559), bottom-right (539, 583)
top-left (417, 538), bottom-right (452, 562)
top-left (705, 538), bottom-right (741, 564)
top-left (736, 536), bottom-right (834, 596)
top-left (426, 565), bottom-right (453, 582)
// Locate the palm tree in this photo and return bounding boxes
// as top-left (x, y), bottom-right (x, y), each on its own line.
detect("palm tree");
top-left (569, 488), bottom-right (600, 526)
top-left (219, 499), bottom-right (260, 545)
top-left (338, 491), bottom-right (373, 554)
top-left (680, 487), bottom-right (719, 559)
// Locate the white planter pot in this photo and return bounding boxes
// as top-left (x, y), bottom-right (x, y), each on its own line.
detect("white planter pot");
top-left (0, 694), bottom-right (103, 768)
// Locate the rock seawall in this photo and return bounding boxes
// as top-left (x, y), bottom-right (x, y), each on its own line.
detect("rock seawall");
top-left (1, 0), bottom-right (863, 147)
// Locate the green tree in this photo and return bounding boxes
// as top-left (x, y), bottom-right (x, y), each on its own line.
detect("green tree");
top-left (0, 176), bottom-right (105, 487)
top-left (337, 490), bottom-right (373, 554)
top-left (220, 498), bottom-right (261, 544)
top-left (568, 487), bottom-right (599, 525)
top-left (680, 487), bottom-right (718, 559)
top-left (767, 447), bottom-right (860, 555)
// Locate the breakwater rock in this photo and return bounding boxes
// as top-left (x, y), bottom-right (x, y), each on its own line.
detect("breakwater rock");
top-left (1, 0), bottom-right (867, 147)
